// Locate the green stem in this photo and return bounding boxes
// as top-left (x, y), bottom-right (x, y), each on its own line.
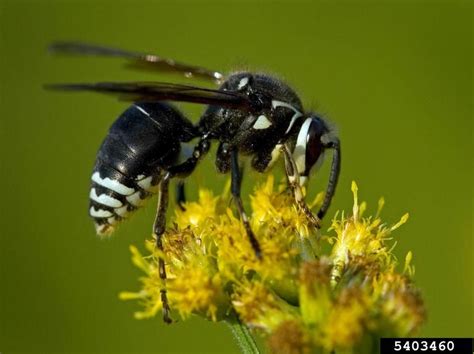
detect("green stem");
top-left (226, 312), bottom-right (261, 354)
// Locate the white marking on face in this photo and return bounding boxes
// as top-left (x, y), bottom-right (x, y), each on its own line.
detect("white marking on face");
top-left (114, 205), bottom-right (129, 217)
top-left (293, 118), bottom-right (312, 175)
top-left (237, 77), bottom-right (249, 90)
top-left (134, 105), bottom-right (150, 117)
top-left (92, 172), bottom-right (135, 196)
top-left (126, 191), bottom-right (146, 207)
top-left (90, 188), bottom-right (123, 208)
top-left (107, 216), bottom-right (118, 225)
top-left (272, 100), bottom-right (303, 134)
top-left (253, 115), bottom-right (272, 130)
top-left (89, 207), bottom-right (113, 218)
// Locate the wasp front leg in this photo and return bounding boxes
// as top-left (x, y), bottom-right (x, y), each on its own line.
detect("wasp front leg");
top-left (281, 144), bottom-right (321, 229)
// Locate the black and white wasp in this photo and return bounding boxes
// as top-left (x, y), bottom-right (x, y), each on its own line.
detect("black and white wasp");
top-left (46, 42), bottom-right (341, 323)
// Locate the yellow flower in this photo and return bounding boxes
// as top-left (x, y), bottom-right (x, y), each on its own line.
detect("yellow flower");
top-left (118, 245), bottom-right (162, 319)
top-left (121, 176), bottom-right (425, 354)
top-left (374, 271), bottom-right (426, 336)
top-left (174, 189), bottom-right (221, 229)
top-left (232, 279), bottom-right (299, 332)
top-left (299, 258), bottom-right (332, 327)
top-left (267, 320), bottom-right (311, 354)
top-left (329, 181), bottom-right (409, 287)
top-left (319, 287), bottom-right (371, 352)
top-left (163, 227), bottom-right (230, 321)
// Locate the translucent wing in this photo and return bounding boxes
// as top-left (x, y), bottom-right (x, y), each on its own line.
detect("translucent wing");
top-left (49, 42), bottom-right (224, 83)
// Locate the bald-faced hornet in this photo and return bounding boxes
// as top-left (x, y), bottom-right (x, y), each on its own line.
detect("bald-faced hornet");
top-left (46, 42), bottom-right (341, 323)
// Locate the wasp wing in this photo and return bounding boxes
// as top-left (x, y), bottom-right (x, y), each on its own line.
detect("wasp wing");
top-left (49, 42), bottom-right (224, 83)
top-left (45, 82), bottom-right (254, 111)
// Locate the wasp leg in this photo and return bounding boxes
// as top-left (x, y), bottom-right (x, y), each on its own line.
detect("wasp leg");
top-left (174, 144), bottom-right (194, 211)
top-left (175, 180), bottom-right (186, 211)
top-left (230, 150), bottom-right (262, 259)
top-left (153, 172), bottom-right (173, 324)
top-left (152, 137), bottom-right (210, 323)
top-left (317, 137), bottom-right (341, 220)
top-left (169, 137), bottom-right (211, 177)
top-left (281, 145), bottom-right (321, 229)
top-left (216, 142), bottom-right (232, 173)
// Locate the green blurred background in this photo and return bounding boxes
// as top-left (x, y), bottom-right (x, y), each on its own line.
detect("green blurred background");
top-left (0, 0), bottom-right (472, 353)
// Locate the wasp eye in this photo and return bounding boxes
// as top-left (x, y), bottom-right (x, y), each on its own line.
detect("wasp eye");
top-left (304, 119), bottom-right (325, 175)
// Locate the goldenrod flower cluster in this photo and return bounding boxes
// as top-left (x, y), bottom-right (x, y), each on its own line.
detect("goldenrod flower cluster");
top-left (120, 176), bottom-right (425, 354)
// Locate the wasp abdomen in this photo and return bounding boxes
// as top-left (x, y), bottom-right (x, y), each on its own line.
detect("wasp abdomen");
top-left (87, 102), bottom-right (192, 235)
top-left (89, 162), bottom-right (161, 235)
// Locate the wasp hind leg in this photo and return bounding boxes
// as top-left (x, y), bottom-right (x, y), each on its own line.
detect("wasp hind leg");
top-left (152, 138), bottom-right (211, 323)
top-left (153, 172), bottom-right (173, 324)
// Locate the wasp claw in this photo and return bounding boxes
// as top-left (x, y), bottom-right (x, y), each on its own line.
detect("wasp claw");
top-left (162, 306), bottom-right (174, 324)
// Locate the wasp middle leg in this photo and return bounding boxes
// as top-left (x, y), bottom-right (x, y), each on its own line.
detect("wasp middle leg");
top-left (230, 149), bottom-right (262, 259)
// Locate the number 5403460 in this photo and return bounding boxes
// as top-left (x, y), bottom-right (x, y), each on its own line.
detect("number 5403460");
top-left (394, 340), bottom-right (455, 351)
